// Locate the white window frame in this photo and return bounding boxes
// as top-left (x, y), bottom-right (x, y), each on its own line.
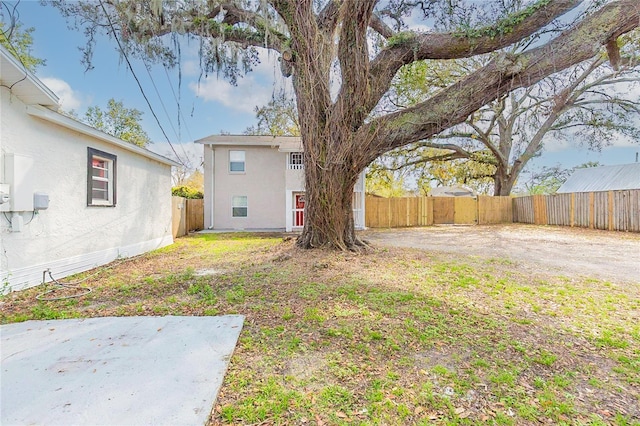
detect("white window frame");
top-left (232, 195), bottom-right (248, 217)
top-left (229, 150), bottom-right (245, 173)
top-left (288, 152), bottom-right (304, 170)
top-left (88, 147), bottom-right (117, 207)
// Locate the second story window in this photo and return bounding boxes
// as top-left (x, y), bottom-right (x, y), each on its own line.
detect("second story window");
top-left (288, 152), bottom-right (304, 170)
top-left (229, 150), bottom-right (245, 173)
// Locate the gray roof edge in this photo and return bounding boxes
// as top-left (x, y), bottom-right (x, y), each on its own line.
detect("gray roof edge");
top-left (26, 105), bottom-right (181, 167)
top-left (0, 44), bottom-right (60, 106)
top-left (195, 134), bottom-right (301, 146)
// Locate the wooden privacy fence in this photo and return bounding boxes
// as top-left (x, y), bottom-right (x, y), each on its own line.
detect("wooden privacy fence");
top-left (513, 190), bottom-right (640, 232)
top-left (172, 196), bottom-right (205, 238)
top-left (365, 195), bottom-right (512, 228)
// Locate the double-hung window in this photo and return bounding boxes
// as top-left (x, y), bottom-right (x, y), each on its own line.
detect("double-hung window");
top-left (232, 196), bottom-right (248, 217)
top-left (229, 150), bottom-right (245, 173)
top-left (88, 147), bottom-right (117, 207)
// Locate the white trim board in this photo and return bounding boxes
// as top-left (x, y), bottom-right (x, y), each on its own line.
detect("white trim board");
top-left (1, 235), bottom-right (173, 292)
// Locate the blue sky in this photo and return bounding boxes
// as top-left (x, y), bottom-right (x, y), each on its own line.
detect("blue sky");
top-left (9, 1), bottom-right (291, 167)
top-left (6, 1), bottom-right (640, 174)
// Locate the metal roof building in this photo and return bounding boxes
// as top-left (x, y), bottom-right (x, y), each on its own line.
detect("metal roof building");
top-left (557, 163), bottom-right (640, 193)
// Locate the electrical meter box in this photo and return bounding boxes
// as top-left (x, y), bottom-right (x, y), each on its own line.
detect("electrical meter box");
top-left (0, 183), bottom-right (9, 207)
top-left (3, 154), bottom-right (35, 211)
top-left (34, 192), bottom-right (50, 210)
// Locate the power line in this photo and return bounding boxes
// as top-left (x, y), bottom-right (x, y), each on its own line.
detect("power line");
top-left (163, 65), bottom-right (195, 143)
top-left (97, 0), bottom-right (187, 167)
top-left (142, 58), bottom-right (181, 141)
top-left (142, 58), bottom-right (194, 169)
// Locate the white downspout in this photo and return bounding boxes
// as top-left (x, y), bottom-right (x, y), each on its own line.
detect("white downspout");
top-left (210, 147), bottom-right (215, 229)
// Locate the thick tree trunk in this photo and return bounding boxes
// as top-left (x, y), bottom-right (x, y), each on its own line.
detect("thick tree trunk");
top-left (296, 161), bottom-right (362, 250)
top-left (493, 167), bottom-right (516, 196)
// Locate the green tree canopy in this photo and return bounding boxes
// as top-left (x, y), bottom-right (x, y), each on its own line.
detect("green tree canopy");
top-left (0, 21), bottom-right (46, 72)
top-left (378, 40), bottom-right (639, 196)
top-left (84, 98), bottom-right (151, 148)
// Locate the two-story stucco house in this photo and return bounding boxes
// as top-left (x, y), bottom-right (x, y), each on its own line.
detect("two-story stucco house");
top-left (196, 135), bottom-right (365, 232)
top-left (0, 45), bottom-right (179, 292)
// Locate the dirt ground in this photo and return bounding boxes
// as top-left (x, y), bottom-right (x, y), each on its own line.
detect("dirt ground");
top-left (361, 224), bottom-right (640, 283)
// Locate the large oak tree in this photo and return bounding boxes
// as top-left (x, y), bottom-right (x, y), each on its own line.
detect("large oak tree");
top-left (380, 50), bottom-right (640, 196)
top-left (53, 0), bottom-right (640, 249)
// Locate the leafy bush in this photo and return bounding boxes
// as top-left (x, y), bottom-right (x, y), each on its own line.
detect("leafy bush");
top-left (172, 186), bottom-right (203, 199)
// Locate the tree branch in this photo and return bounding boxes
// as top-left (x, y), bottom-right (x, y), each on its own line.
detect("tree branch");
top-left (360, 0), bottom-right (640, 165)
top-left (369, 13), bottom-right (394, 39)
top-left (363, 0), bottom-right (582, 114)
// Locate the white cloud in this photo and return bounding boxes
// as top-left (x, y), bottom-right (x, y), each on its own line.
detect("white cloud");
top-left (149, 141), bottom-right (204, 170)
top-left (40, 77), bottom-right (84, 112)
top-left (181, 60), bottom-right (201, 77)
top-left (187, 51), bottom-right (292, 113)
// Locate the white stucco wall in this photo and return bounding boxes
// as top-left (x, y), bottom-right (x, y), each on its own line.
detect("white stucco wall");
top-left (0, 87), bottom-right (174, 291)
top-left (206, 145), bottom-right (286, 230)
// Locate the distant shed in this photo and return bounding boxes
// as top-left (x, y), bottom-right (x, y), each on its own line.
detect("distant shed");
top-left (557, 163), bottom-right (640, 193)
top-left (430, 186), bottom-right (475, 197)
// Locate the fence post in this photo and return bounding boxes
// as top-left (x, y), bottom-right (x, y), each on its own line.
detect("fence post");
top-left (608, 191), bottom-right (614, 231)
top-left (406, 197), bottom-right (410, 227)
top-left (589, 192), bottom-right (595, 229)
top-left (570, 193), bottom-right (575, 228)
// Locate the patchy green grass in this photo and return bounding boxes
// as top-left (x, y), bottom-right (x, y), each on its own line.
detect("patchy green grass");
top-left (1, 232), bottom-right (639, 425)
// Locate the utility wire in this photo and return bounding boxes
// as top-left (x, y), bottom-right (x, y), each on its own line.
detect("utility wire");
top-left (97, 0), bottom-right (187, 167)
top-left (142, 58), bottom-right (181, 142)
top-left (142, 60), bottom-right (194, 170)
top-left (163, 66), bottom-right (195, 143)
top-left (163, 66), bottom-right (196, 166)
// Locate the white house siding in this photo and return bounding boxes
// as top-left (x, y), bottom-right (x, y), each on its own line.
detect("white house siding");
top-left (205, 144), bottom-right (286, 230)
top-left (0, 87), bottom-right (174, 291)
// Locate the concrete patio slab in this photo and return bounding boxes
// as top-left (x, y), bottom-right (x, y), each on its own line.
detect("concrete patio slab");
top-left (1, 315), bottom-right (244, 426)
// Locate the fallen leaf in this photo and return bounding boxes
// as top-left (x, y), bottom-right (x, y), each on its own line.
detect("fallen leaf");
top-left (336, 411), bottom-right (348, 418)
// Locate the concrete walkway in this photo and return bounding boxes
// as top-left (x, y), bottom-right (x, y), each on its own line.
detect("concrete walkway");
top-left (1, 315), bottom-right (244, 426)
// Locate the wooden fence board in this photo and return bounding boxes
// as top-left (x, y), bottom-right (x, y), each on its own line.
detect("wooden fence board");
top-left (478, 196), bottom-right (513, 224)
top-left (513, 197), bottom-right (534, 223)
top-left (365, 195), bottom-right (510, 228)
top-left (512, 189), bottom-right (640, 233)
top-left (433, 197), bottom-right (455, 224)
top-left (546, 193), bottom-right (571, 226)
top-left (533, 195), bottom-right (547, 225)
top-left (186, 199), bottom-right (204, 231)
top-left (454, 197), bottom-right (477, 224)
top-left (172, 196), bottom-right (186, 238)
top-left (574, 192), bottom-right (590, 227)
top-left (172, 197), bottom-right (204, 237)
top-left (594, 191), bottom-right (608, 230)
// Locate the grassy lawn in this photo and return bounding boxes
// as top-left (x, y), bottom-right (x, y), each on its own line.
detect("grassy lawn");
top-left (2, 232), bottom-right (639, 425)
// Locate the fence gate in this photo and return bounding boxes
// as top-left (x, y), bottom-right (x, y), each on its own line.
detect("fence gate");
top-left (433, 197), bottom-right (455, 224)
top-left (454, 197), bottom-right (478, 224)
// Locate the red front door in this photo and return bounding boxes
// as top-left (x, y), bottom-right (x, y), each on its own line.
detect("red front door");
top-left (294, 194), bottom-right (305, 227)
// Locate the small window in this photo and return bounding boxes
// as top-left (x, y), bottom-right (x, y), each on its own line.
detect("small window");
top-left (232, 196), bottom-right (248, 217)
top-left (288, 152), bottom-right (304, 170)
top-left (87, 148), bottom-right (117, 207)
top-left (229, 150), bottom-right (245, 172)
